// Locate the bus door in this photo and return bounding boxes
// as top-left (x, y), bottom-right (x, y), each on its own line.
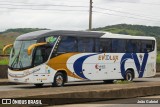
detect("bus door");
top-left (33, 45), bottom-right (52, 75)
top-left (33, 46), bottom-right (47, 75)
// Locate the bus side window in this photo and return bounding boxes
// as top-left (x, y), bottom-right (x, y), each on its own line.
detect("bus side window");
top-left (95, 39), bottom-right (111, 53)
top-left (126, 40), bottom-right (139, 53)
top-left (141, 40), bottom-right (154, 53)
top-left (78, 37), bottom-right (94, 52)
top-left (112, 39), bottom-right (126, 53)
top-left (95, 39), bottom-right (100, 52)
top-left (57, 36), bottom-right (77, 53)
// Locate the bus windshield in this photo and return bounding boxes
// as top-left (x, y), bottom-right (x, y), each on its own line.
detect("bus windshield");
top-left (9, 40), bottom-right (37, 69)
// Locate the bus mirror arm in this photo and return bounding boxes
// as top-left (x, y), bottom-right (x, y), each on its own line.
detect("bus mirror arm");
top-left (27, 42), bottom-right (47, 55)
top-left (3, 44), bottom-right (13, 55)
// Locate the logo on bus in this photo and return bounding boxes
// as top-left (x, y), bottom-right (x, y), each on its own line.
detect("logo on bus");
top-left (98, 54), bottom-right (118, 63)
top-left (120, 53), bottom-right (148, 78)
top-left (95, 64), bottom-right (106, 71)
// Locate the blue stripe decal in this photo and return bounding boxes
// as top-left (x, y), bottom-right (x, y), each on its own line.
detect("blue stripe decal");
top-left (120, 53), bottom-right (133, 78)
top-left (120, 53), bottom-right (149, 78)
top-left (73, 54), bottom-right (97, 79)
top-left (139, 53), bottom-right (148, 77)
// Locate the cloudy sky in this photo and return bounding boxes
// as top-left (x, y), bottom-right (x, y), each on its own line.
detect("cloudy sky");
top-left (0, 0), bottom-right (160, 31)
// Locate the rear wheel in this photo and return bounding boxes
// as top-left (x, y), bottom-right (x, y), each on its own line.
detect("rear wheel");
top-left (125, 70), bottom-right (134, 81)
top-left (34, 83), bottom-right (43, 87)
top-left (52, 72), bottom-right (64, 87)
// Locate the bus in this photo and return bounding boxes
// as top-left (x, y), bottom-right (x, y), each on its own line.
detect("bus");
top-left (3, 30), bottom-right (156, 87)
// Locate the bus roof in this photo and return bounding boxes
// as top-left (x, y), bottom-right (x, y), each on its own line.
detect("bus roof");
top-left (16, 30), bottom-right (105, 40)
top-left (16, 30), bottom-right (156, 41)
top-left (101, 32), bottom-right (156, 40)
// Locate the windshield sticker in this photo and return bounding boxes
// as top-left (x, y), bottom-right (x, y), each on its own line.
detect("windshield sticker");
top-left (46, 36), bottom-right (57, 43)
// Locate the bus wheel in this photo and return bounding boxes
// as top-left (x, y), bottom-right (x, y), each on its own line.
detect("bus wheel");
top-left (125, 70), bottom-right (134, 81)
top-left (52, 72), bottom-right (64, 87)
top-left (34, 84), bottom-right (43, 87)
top-left (103, 80), bottom-right (114, 84)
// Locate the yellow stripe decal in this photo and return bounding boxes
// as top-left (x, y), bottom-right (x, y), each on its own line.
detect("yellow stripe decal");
top-left (47, 53), bottom-right (83, 79)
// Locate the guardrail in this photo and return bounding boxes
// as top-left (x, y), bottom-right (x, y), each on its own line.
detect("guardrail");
top-left (0, 55), bottom-right (9, 57)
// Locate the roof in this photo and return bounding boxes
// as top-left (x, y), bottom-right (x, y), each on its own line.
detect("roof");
top-left (101, 32), bottom-right (156, 40)
top-left (16, 30), bottom-right (156, 41)
top-left (16, 30), bottom-right (105, 40)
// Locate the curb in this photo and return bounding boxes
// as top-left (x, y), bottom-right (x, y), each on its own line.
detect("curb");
top-left (0, 82), bottom-right (160, 105)
top-left (22, 85), bottom-right (160, 105)
top-left (0, 79), bottom-right (24, 85)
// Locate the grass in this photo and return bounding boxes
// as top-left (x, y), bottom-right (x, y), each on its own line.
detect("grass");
top-left (157, 51), bottom-right (160, 64)
top-left (0, 57), bottom-right (9, 65)
top-left (114, 80), bottom-right (133, 84)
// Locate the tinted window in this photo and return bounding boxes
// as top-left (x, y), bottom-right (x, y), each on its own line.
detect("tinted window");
top-left (58, 36), bottom-right (77, 52)
top-left (126, 40), bottom-right (140, 53)
top-left (78, 38), bottom-right (94, 52)
top-left (95, 38), bottom-right (111, 52)
top-left (112, 39), bottom-right (126, 53)
top-left (33, 47), bottom-right (46, 66)
top-left (141, 40), bottom-right (154, 53)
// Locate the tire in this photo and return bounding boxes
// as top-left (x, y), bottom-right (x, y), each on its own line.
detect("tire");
top-left (34, 83), bottom-right (43, 87)
top-left (103, 80), bottom-right (114, 84)
top-left (125, 70), bottom-right (134, 81)
top-left (52, 72), bottom-right (64, 87)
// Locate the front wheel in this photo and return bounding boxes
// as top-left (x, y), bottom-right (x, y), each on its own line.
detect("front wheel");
top-left (52, 72), bottom-right (64, 87)
top-left (125, 70), bottom-right (134, 81)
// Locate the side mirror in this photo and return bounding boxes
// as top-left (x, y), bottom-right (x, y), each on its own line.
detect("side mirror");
top-left (27, 42), bottom-right (47, 55)
top-left (3, 44), bottom-right (13, 55)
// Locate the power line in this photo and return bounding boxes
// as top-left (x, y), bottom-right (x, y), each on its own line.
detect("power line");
top-left (0, 0), bottom-right (159, 26)
top-left (115, 1), bottom-right (160, 6)
top-left (0, 0), bottom-right (88, 4)
top-left (0, 6), bottom-right (89, 12)
top-left (0, 3), bottom-right (88, 8)
top-left (0, 1), bottom-right (159, 21)
top-left (94, 6), bottom-right (160, 21)
top-left (95, 5), bottom-right (160, 18)
top-left (93, 11), bottom-right (160, 23)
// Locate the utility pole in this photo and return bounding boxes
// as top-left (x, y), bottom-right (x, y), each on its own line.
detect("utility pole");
top-left (89, 0), bottom-right (93, 30)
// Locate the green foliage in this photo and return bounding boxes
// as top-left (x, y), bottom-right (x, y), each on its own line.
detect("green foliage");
top-left (114, 80), bottom-right (133, 84)
top-left (0, 28), bottom-right (48, 34)
top-left (93, 24), bottom-right (160, 51)
top-left (0, 57), bottom-right (9, 65)
top-left (92, 24), bottom-right (160, 37)
top-left (157, 51), bottom-right (160, 63)
top-left (0, 28), bottom-right (49, 54)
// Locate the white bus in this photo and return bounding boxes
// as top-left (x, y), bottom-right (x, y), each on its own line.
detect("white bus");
top-left (3, 30), bottom-right (156, 87)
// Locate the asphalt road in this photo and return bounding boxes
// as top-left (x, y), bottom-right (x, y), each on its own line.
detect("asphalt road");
top-left (0, 77), bottom-right (160, 92)
top-left (54, 95), bottom-right (160, 107)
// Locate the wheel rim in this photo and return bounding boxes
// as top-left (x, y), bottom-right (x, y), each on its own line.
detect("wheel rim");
top-left (126, 73), bottom-right (132, 81)
top-left (56, 75), bottom-right (63, 86)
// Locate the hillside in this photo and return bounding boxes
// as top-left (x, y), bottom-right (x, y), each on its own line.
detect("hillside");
top-left (0, 24), bottom-right (160, 54)
top-left (93, 24), bottom-right (160, 51)
top-left (92, 24), bottom-right (160, 37)
top-left (0, 28), bottom-right (47, 54)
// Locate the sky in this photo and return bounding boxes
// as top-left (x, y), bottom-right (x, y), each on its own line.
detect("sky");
top-left (0, 0), bottom-right (160, 31)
